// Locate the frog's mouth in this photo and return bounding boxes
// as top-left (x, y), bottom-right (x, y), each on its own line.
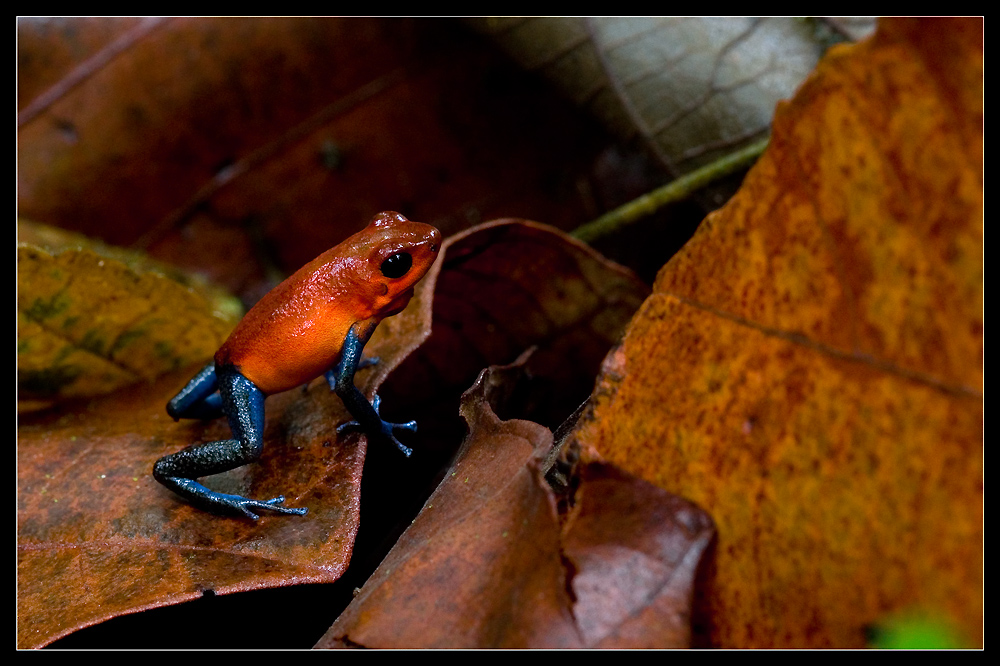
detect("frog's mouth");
top-left (383, 286), bottom-right (415, 317)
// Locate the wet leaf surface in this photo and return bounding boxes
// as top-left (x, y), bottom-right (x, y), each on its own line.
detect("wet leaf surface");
top-left (317, 361), bottom-right (714, 649)
top-left (569, 18), bottom-right (983, 648)
top-left (16, 261), bottom-right (436, 649)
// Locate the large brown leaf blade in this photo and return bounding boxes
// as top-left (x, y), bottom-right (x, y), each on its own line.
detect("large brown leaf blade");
top-left (17, 372), bottom-right (363, 649)
top-left (570, 18), bottom-right (983, 648)
top-left (317, 362), bottom-right (714, 649)
top-left (17, 270), bottom-right (435, 649)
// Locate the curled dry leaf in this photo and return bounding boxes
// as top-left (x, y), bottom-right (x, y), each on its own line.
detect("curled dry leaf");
top-left (17, 230), bottom-right (240, 408)
top-left (469, 17), bottom-right (876, 184)
top-left (16, 262), bottom-right (436, 649)
top-left (570, 18), bottom-right (983, 648)
top-left (317, 360), bottom-right (714, 649)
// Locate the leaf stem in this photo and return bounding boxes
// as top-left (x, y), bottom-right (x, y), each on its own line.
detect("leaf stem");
top-left (571, 136), bottom-right (770, 243)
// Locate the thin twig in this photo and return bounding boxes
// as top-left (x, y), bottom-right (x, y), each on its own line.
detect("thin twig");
top-left (571, 136), bottom-right (770, 244)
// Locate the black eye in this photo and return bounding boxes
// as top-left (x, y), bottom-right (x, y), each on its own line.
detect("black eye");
top-left (381, 252), bottom-right (412, 279)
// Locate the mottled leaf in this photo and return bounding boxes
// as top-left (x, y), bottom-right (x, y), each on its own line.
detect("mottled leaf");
top-left (569, 18), bottom-right (983, 648)
top-left (17, 237), bottom-right (240, 407)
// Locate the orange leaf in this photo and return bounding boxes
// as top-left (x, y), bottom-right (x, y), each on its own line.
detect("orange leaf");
top-left (571, 17), bottom-right (982, 648)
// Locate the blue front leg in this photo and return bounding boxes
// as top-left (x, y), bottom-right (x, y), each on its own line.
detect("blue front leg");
top-left (326, 324), bottom-right (417, 457)
top-left (154, 364), bottom-right (307, 519)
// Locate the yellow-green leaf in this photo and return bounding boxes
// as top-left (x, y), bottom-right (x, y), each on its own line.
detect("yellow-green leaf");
top-left (17, 240), bottom-right (239, 406)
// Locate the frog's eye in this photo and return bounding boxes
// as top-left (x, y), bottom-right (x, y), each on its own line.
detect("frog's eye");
top-left (381, 252), bottom-right (412, 279)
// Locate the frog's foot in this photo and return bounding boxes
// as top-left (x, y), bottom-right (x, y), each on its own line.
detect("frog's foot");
top-left (337, 393), bottom-right (416, 457)
top-left (166, 478), bottom-right (308, 520)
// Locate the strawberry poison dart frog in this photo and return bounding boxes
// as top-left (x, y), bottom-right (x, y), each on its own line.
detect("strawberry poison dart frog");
top-left (153, 212), bottom-right (441, 519)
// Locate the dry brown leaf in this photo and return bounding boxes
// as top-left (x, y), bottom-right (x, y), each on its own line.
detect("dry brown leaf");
top-left (16, 17), bottom-right (613, 299)
top-left (17, 370), bottom-right (367, 649)
top-left (570, 18), bottom-right (983, 648)
top-left (16, 261), bottom-right (436, 649)
top-left (17, 17), bottom-right (152, 112)
top-left (317, 361), bottom-right (714, 649)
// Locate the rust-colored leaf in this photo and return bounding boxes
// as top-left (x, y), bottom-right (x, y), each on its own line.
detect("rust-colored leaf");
top-left (17, 235), bottom-right (240, 407)
top-left (570, 18), bottom-right (983, 648)
top-left (16, 267), bottom-right (435, 649)
top-left (17, 17), bottom-right (153, 113)
top-left (317, 361), bottom-right (714, 649)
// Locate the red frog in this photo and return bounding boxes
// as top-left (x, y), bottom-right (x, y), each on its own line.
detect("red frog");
top-left (154, 212), bottom-right (441, 519)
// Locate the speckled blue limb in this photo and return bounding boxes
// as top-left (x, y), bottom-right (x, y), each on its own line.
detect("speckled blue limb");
top-left (326, 324), bottom-right (416, 457)
top-left (154, 364), bottom-right (307, 519)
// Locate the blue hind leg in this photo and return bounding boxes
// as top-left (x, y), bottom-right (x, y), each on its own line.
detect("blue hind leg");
top-left (167, 363), bottom-right (224, 421)
top-left (154, 363), bottom-right (307, 519)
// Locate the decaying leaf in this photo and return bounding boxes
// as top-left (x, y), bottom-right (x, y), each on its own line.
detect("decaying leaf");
top-left (17, 17), bottom-right (155, 113)
top-left (469, 17), bottom-right (876, 185)
top-left (16, 250), bottom-right (438, 649)
top-left (569, 18), bottom-right (983, 648)
top-left (17, 369), bottom-right (368, 649)
top-left (317, 360), bottom-right (714, 649)
top-left (17, 237), bottom-right (240, 407)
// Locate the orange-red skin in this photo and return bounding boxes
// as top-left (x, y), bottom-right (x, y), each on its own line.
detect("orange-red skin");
top-left (215, 212), bottom-right (440, 395)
